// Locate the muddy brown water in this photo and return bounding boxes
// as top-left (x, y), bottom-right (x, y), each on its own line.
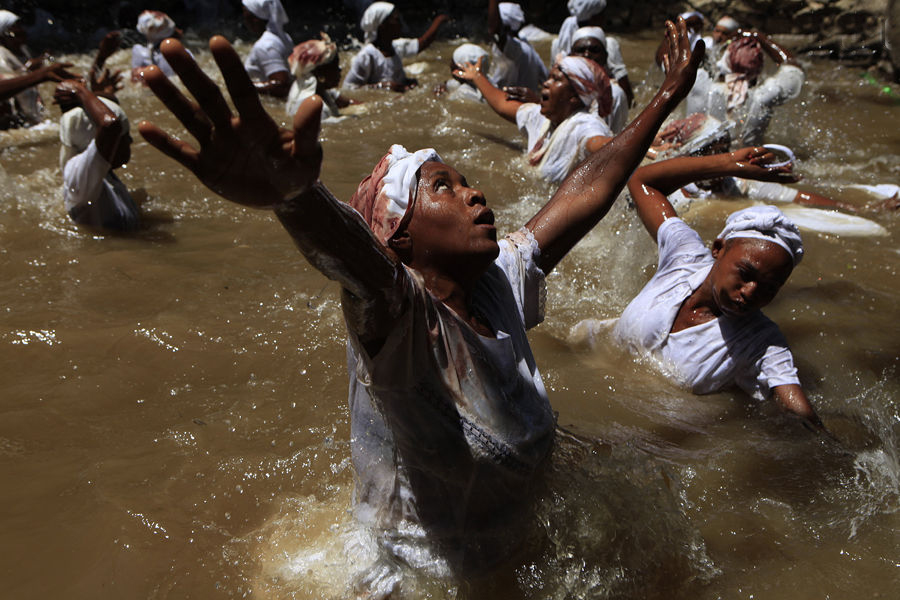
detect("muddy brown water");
top-left (1, 33), bottom-right (898, 598)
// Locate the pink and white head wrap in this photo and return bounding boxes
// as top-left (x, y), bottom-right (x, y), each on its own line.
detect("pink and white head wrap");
top-left (557, 55), bottom-right (612, 116)
top-left (288, 33), bottom-right (337, 79)
top-left (498, 3), bottom-right (525, 32)
top-left (718, 205), bottom-right (804, 265)
top-left (361, 1), bottom-right (395, 44)
top-left (136, 11), bottom-right (176, 44)
top-left (568, 0), bottom-right (606, 21)
top-left (719, 36), bottom-right (764, 112)
top-left (348, 145), bottom-right (443, 244)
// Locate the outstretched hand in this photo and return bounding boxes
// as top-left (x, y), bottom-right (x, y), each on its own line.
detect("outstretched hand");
top-left (659, 18), bottom-right (705, 105)
top-left (729, 146), bottom-right (800, 183)
top-left (138, 36), bottom-right (322, 208)
top-left (452, 56), bottom-right (485, 82)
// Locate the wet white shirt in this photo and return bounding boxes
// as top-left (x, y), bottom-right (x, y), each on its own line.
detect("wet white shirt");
top-left (62, 140), bottom-right (140, 231)
top-left (608, 81), bottom-right (628, 134)
top-left (614, 217), bottom-right (800, 400)
top-left (490, 35), bottom-right (548, 92)
top-left (343, 39), bottom-right (419, 88)
top-left (244, 30), bottom-right (291, 81)
top-left (516, 103), bottom-right (612, 183)
top-left (131, 44), bottom-right (175, 77)
top-left (345, 229), bottom-right (555, 572)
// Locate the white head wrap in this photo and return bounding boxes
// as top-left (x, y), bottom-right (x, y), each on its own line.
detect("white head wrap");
top-left (452, 43), bottom-right (489, 72)
top-left (572, 26), bottom-right (607, 49)
top-left (0, 10), bottom-right (19, 35)
top-left (716, 16), bottom-right (740, 32)
top-left (567, 0), bottom-right (606, 22)
top-left (678, 11), bottom-right (705, 23)
top-left (242, 0), bottom-right (290, 46)
top-left (136, 11), bottom-right (176, 44)
top-left (498, 3), bottom-right (525, 32)
top-left (348, 144), bottom-right (443, 244)
top-left (59, 98), bottom-right (130, 169)
top-left (361, 1), bottom-right (395, 44)
top-left (717, 205), bottom-right (804, 265)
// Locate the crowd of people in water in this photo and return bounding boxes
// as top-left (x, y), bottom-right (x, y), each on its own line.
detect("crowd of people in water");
top-left (2, 0), bottom-right (897, 592)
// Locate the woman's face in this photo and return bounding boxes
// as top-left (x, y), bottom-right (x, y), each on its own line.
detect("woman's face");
top-left (377, 12), bottom-right (402, 42)
top-left (395, 161), bottom-right (499, 273)
top-left (314, 57), bottom-right (341, 89)
top-left (242, 8), bottom-right (266, 36)
top-left (708, 237), bottom-right (793, 316)
top-left (540, 67), bottom-right (583, 125)
top-left (571, 37), bottom-right (608, 70)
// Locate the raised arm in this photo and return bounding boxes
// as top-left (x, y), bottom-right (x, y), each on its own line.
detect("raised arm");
top-left (453, 57), bottom-right (523, 122)
top-left (138, 37), bottom-right (402, 339)
top-left (525, 19), bottom-right (704, 273)
top-left (54, 79), bottom-right (127, 163)
top-left (417, 14), bottom-right (450, 53)
top-left (0, 62), bottom-right (75, 101)
top-left (748, 30), bottom-right (800, 68)
top-left (627, 147), bottom-right (799, 240)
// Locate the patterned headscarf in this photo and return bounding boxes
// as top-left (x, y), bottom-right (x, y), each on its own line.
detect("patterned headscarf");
top-left (288, 33), bottom-right (337, 79)
top-left (718, 205), bottom-right (804, 265)
top-left (348, 145), bottom-right (443, 244)
top-left (719, 36), bottom-right (764, 112)
top-left (557, 55), bottom-right (612, 116)
top-left (136, 11), bottom-right (176, 44)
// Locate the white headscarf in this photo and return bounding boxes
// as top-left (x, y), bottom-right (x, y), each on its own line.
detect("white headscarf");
top-left (348, 144), bottom-right (443, 244)
top-left (0, 10), bottom-right (19, 35)
top-left (242, 0), bottom-right (291, 47)
top-left (136, 11), bottom-right (176, 44)
top-left (718, 205), bottom-right (804, 265)
top-left (572, 26), bottom-right (607, 49)
top-left (498, 3), bottom-right (525, 32)
top-left (452, 43), bottom-right (489, 72)
top-left (59, 98), bottom-right (130, 169)
top-left (567, 0), bottom-right (606, 21)
top-left (716, 16), bottom-right (740, 32)
top-left (361, 1), bottom-right (395, 44)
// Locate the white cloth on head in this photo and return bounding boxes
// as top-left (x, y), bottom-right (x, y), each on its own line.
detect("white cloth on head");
top-left (516, 103), bottom-right (612, 183)
top-left (489, 35), bottom-right (548, 92)
top-left (380, 144), bottom-right (442, 226)
top-left (242, 0), bottom-right (292, 50)
top-left (136, 11), bottom-right (175, 44)
top-left (498, 3), bottom-right (525, 32)
top-left (0, 10), bottom-right (19, 35)
top-left (573, 26), bottom-right (606, 49)
top-left (452, 43), bottom-right (490, 71)
top-left (346, 227), bottom-right (554, 573)
top-left (553, 19), bottom-right (627, 81)
top-left (343, 38), bottom-right (419, 88)
top-left (568, 0), bottom-right (606, 21)
top-left (244, 30), bottom-right (292, 80)
top-left (718, 205), bottom-right (803, 265)
top-left (361, 1), bottom-right (395, 43)
top-left (62, 139), bottom-right (140, 231)
top-left (59, 97), bottom-right (129, 169)
top-left (613, 217), bottom-right (800, 400)
top-left (679, 11), bottom-right (705, 22)
top-left (717, 16), bottom-right (740, 31)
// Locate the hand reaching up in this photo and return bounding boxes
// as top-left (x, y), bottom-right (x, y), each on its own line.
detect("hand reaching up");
top-left (138, 36), bottom-right (323, 208)
top-left (658, 18), bottom-right (705, 106)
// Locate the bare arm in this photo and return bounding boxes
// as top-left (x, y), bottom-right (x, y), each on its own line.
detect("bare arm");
top-left (627, 147), bottom-right (800, 240)
top-left (525, 19), bottom-right (705, 273)
top-left (453, 57), bottom-right (522, 122)
top-left (417, 14), bottom-right (450, 53)
top-left (138, 37), bottom-right (402, 340)
top-left (56, 79), bottom-right (126, 163)
top-left (746, 30), bottom-right (800, 68)
top-left (772, 384), bottom-right (828, 434)
top-left (0, 62), bottom-right (75, 101)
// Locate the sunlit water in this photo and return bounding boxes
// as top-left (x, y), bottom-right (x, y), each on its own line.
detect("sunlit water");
top-left (0, 32), bottom-right (898, 598)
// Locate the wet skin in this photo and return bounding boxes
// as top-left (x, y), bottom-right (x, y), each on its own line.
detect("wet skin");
top-left (539, 66), bottom-right (583, 126)
top-left (391, 161), bottom-right (499, 282)
top-left (707, 237), bottom-right (793, 317)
